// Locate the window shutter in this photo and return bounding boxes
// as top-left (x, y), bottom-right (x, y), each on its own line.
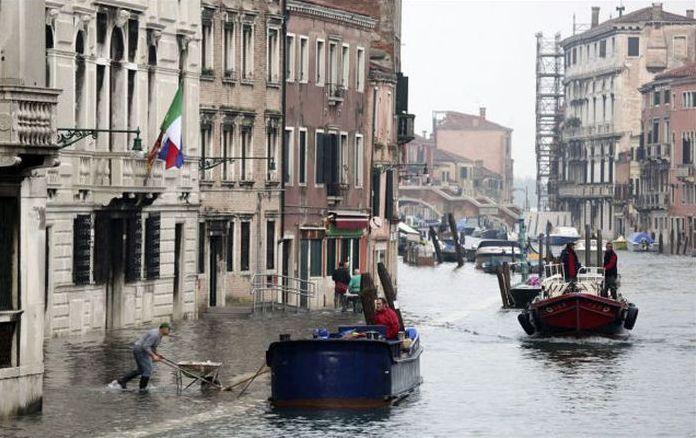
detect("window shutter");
top-left (372, 168), bottom-right (381, 217)
top-left (385, 169), bottom-right (394, 222)
top-left (145, 214), bottom-right (160, 279)
top-left (316, 133), bottom-right (325, 183)
top-left (73, 215), bottom-right (92, 285)
top-left (93, 214), bottom-right (109, 284)
top-left (125, 214), bottom-right (142, 282)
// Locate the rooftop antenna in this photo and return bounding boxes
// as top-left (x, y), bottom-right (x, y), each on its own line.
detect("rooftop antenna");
top-left (616, 1), bottom-right (625, 17)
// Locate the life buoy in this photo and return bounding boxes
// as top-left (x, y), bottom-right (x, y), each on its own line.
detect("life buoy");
top-left (518, 312), bottom-right (535, 335)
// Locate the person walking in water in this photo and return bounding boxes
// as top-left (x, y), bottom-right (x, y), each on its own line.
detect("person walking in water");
top-left (603, 242), bottom-right (618, 298)
top-left (560, 241), bottom-right (582, 288)
top-left (115, 322), bottom-right (171, 392)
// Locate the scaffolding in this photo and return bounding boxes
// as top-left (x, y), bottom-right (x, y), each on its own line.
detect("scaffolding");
top-left (534, 32), bottom-right (564, 211)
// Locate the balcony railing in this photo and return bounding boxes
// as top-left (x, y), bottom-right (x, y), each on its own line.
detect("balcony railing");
top-left (636, 192), bottom-right (669, 210)
top-left (675, 164), bottom-right (695, 181)
top-left (558, 182), bottom-right (613, 198)
top-left (0, 85), bottom-right (59, 155)
top-left (327, 83), bottom-right (345, 105)
top-left (397, 113), bottom-right (415, 145)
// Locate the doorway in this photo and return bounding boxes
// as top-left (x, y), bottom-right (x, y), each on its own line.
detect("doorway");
top-left (209, 236), bottom-right (222, 307)
top-left (106, 217), bottom-right (125, 329)
top-left (173, 223), bottom-right (183, 318)
top-left (299, 239), bottom-right (309, 308)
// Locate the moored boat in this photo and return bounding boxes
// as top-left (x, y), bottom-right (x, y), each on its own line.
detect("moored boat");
top-left (548, 226), bottom-right (580, 246)
top-left (475, 239), bottom-right (523, 272)
top-left (628, 232), bottom-right (657, 252)
top-left (266, 325), bottom-right (423, 408)
top-left (518, 264), bottom-right (638, 337)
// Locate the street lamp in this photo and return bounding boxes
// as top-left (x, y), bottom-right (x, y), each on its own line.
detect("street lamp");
top-left (200, 156), bottom-right (276, 171)
top-left (375, 162), bottom-right (428, 178)
top-left (56, 127), bottom-right (143, 151)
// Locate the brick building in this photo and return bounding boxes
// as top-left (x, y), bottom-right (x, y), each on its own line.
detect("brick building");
top-left (432, 109), bottom-right (513, 204)
top-left (284, 0), bottom-right (374, 308)
top-left (637, 62), bottom-right (696, 251)
top-left (197, 0), bottom-right (283, 310)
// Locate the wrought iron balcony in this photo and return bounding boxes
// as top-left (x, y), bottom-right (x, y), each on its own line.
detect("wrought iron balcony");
top-left (397, 113), bottom-right (415, 145)
top-left (675, 164), bottom-right (695, 182)
top-left (327, 83), bottom-right (345, 105)
top-left (636, 191), bottom-right (670, 210)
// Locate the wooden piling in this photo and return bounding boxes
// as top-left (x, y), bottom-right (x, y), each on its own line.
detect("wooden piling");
top-left (658, 231), bottom-right (664, 254)
top-left (447, 213), bottom-right (464, 267)
top-left (359, 273), bottom-right (378, 325)
top-left (377, 262), bottom-right (405, 331)
top-left (496, 266), bottom-right (510, 308)
top-left (545, 222), bottom-right (552, 263)
top-left (676, 232), bottom-right (682, 254)
top-left (584, 225), bottom-right (591, 267)
top-left (596, 229), bottom-right (603, 267)
top-left (684, 235), bottom-right (689, 255)
top-left (502, 262), bottom-right (512, 307)
top-left (538, 233), bottom-right (545, 276)
top-left (670, 228), bottom-right (675, 255)
top-left (429, 226), bottom-right (443, 264)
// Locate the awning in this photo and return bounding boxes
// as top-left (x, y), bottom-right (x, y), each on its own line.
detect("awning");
top-left (326, 224), bottom-right (364, 238)
top-left (398, 222), bottom-right (420, 235)
top-left (329, 210), bottom-right (369, 231)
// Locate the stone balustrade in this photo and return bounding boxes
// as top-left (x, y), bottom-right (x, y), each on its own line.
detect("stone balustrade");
top-left (0, 85), bottom-right (59, 154)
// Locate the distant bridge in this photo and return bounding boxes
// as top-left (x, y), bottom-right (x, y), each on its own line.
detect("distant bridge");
top-left (399, 185), bottom-right (521, 227)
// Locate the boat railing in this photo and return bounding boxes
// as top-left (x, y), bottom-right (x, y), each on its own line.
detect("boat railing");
top-left (250, 274), bottom-right (317, 313)
top-left (577, 266), bottom-right (605, 295)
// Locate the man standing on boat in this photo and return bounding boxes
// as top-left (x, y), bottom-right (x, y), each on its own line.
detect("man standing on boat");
top-left (115, 322), bottom-right (171, 393)
top-left (603, 242), bottom-right (618, 299)
top-left (372, 298), bottom-right (400, 339)
top-left (560, 242), bottom-right (581, 287)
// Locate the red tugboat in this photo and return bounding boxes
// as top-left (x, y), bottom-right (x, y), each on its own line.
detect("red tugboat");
top-left (518, 265), bottom-right (638, 337)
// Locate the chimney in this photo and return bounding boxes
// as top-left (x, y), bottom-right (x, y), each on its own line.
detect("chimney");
top-left (479, 107), bottom-right (486, 120)
top-left (591, 6), bottom-right (600, 28)
top-left (652, 3), bottom-right (663, 21)
top-left (687, 9), bottom-right (694, 19)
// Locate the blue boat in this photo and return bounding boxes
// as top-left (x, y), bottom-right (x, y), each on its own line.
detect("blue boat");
top-left (628, 232), bottom-right (656, 252)
top-left (266, 325), bottom-right (423, 408)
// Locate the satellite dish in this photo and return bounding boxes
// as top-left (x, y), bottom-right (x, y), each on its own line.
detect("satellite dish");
top-left (370, 217), bottom-right (383, 229)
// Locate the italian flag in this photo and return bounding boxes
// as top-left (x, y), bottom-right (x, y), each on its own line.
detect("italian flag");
top-left (148, 86), bottom-right (184, 170)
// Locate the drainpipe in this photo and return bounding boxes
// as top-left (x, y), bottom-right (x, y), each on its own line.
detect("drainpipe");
top-left (280, 0), bottom-right (287, 274)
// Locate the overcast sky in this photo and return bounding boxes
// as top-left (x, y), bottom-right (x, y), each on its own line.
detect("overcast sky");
top-left (401, 0), bottom-right (695, 179)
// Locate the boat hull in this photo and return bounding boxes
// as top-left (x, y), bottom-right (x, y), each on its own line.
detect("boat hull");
top-left (266, 338), bottom-right (422, 408)
top-left (509, 284), bottom-right (541, 308)
top-left (525, 293), bottom-right (630, 337)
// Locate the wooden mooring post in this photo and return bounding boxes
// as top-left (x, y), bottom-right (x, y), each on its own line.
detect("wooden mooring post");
top-left (447, 213), bottom-right (464, 267)
top-left (359, 273), bottom-right (378, 325)
top-left (584, 225), bottom-right (591, 267)
top-left (658, 231), bottom-right (664, 254)
top-left (429, 226), bottom-right (443, 264)
top-left (377, 262), bottom-right (405, 331)
top-left (596, 229), bottom-right (603, 267)
top-left (496, 265), bottom-right (511, 308)
top-left (670, 228), bottom-right (675, 255)
top-left (538, 233), bottom-right (545, 275)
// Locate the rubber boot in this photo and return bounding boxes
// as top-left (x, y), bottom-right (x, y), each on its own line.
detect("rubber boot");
top-left (139, 376), bottom-right (150, 393)
top-left (118, 370), bottom-right (139, 389)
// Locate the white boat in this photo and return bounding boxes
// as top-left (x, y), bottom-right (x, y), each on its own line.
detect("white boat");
top-left (474, 239), bottom-right (523, 271)
top-left (574, 239), bottom-right (608, 263)
top-left (548, 226), bottom-right (580, 246)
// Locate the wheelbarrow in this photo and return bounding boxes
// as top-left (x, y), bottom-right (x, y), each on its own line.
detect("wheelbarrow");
top-left (159, 356), bottom-right (224, 394)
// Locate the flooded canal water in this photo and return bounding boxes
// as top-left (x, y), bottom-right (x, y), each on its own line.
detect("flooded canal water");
top-left (2, 252), bottom-right (695, 437)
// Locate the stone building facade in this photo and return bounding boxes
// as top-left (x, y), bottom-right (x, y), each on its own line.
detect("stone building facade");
top-left (44, 0), bottom-right (201, 336)
top-left (432, 109), bottom-right (513, 204)
top-left (0, 0), bottom-right (59, 418)
top-left (557, 4), bottom-right (695, 237)
top-left (637, 62), bottom-right (696, 251)
top-left (197, 0), bottom-right (283, 311)
top-left (284, 0), bottom-right (374, 308)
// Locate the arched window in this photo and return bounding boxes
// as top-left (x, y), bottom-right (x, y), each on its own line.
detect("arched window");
top-left (109, 27), bottom-right (125, 151)
top-left (45, 25), bottom-right (54, 87)
top-left (75, 31), bottom-right (86, 127)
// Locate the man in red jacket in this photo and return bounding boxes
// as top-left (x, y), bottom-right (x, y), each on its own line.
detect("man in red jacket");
top-left (372, 298), bottom-right (400, 339)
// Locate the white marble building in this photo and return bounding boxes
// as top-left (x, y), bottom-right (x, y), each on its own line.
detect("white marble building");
top-left (44, 0), bottom-right (202, 336)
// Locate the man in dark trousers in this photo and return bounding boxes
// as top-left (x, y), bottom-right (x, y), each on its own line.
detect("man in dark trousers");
top-left (603, 242), bottom-right (618, 298)
top-left (331, 260), bottom-right (351, 312)
top-left (560, 242), bottom-right (582, 288)
top-left (372, 297), bottom-right (400, 339)
top-left (115, 322), bottom-right (171, 392)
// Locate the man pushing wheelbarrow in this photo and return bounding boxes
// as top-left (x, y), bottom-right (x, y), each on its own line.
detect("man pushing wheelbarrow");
top-left (114, 322), bottom-right (171, 393)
